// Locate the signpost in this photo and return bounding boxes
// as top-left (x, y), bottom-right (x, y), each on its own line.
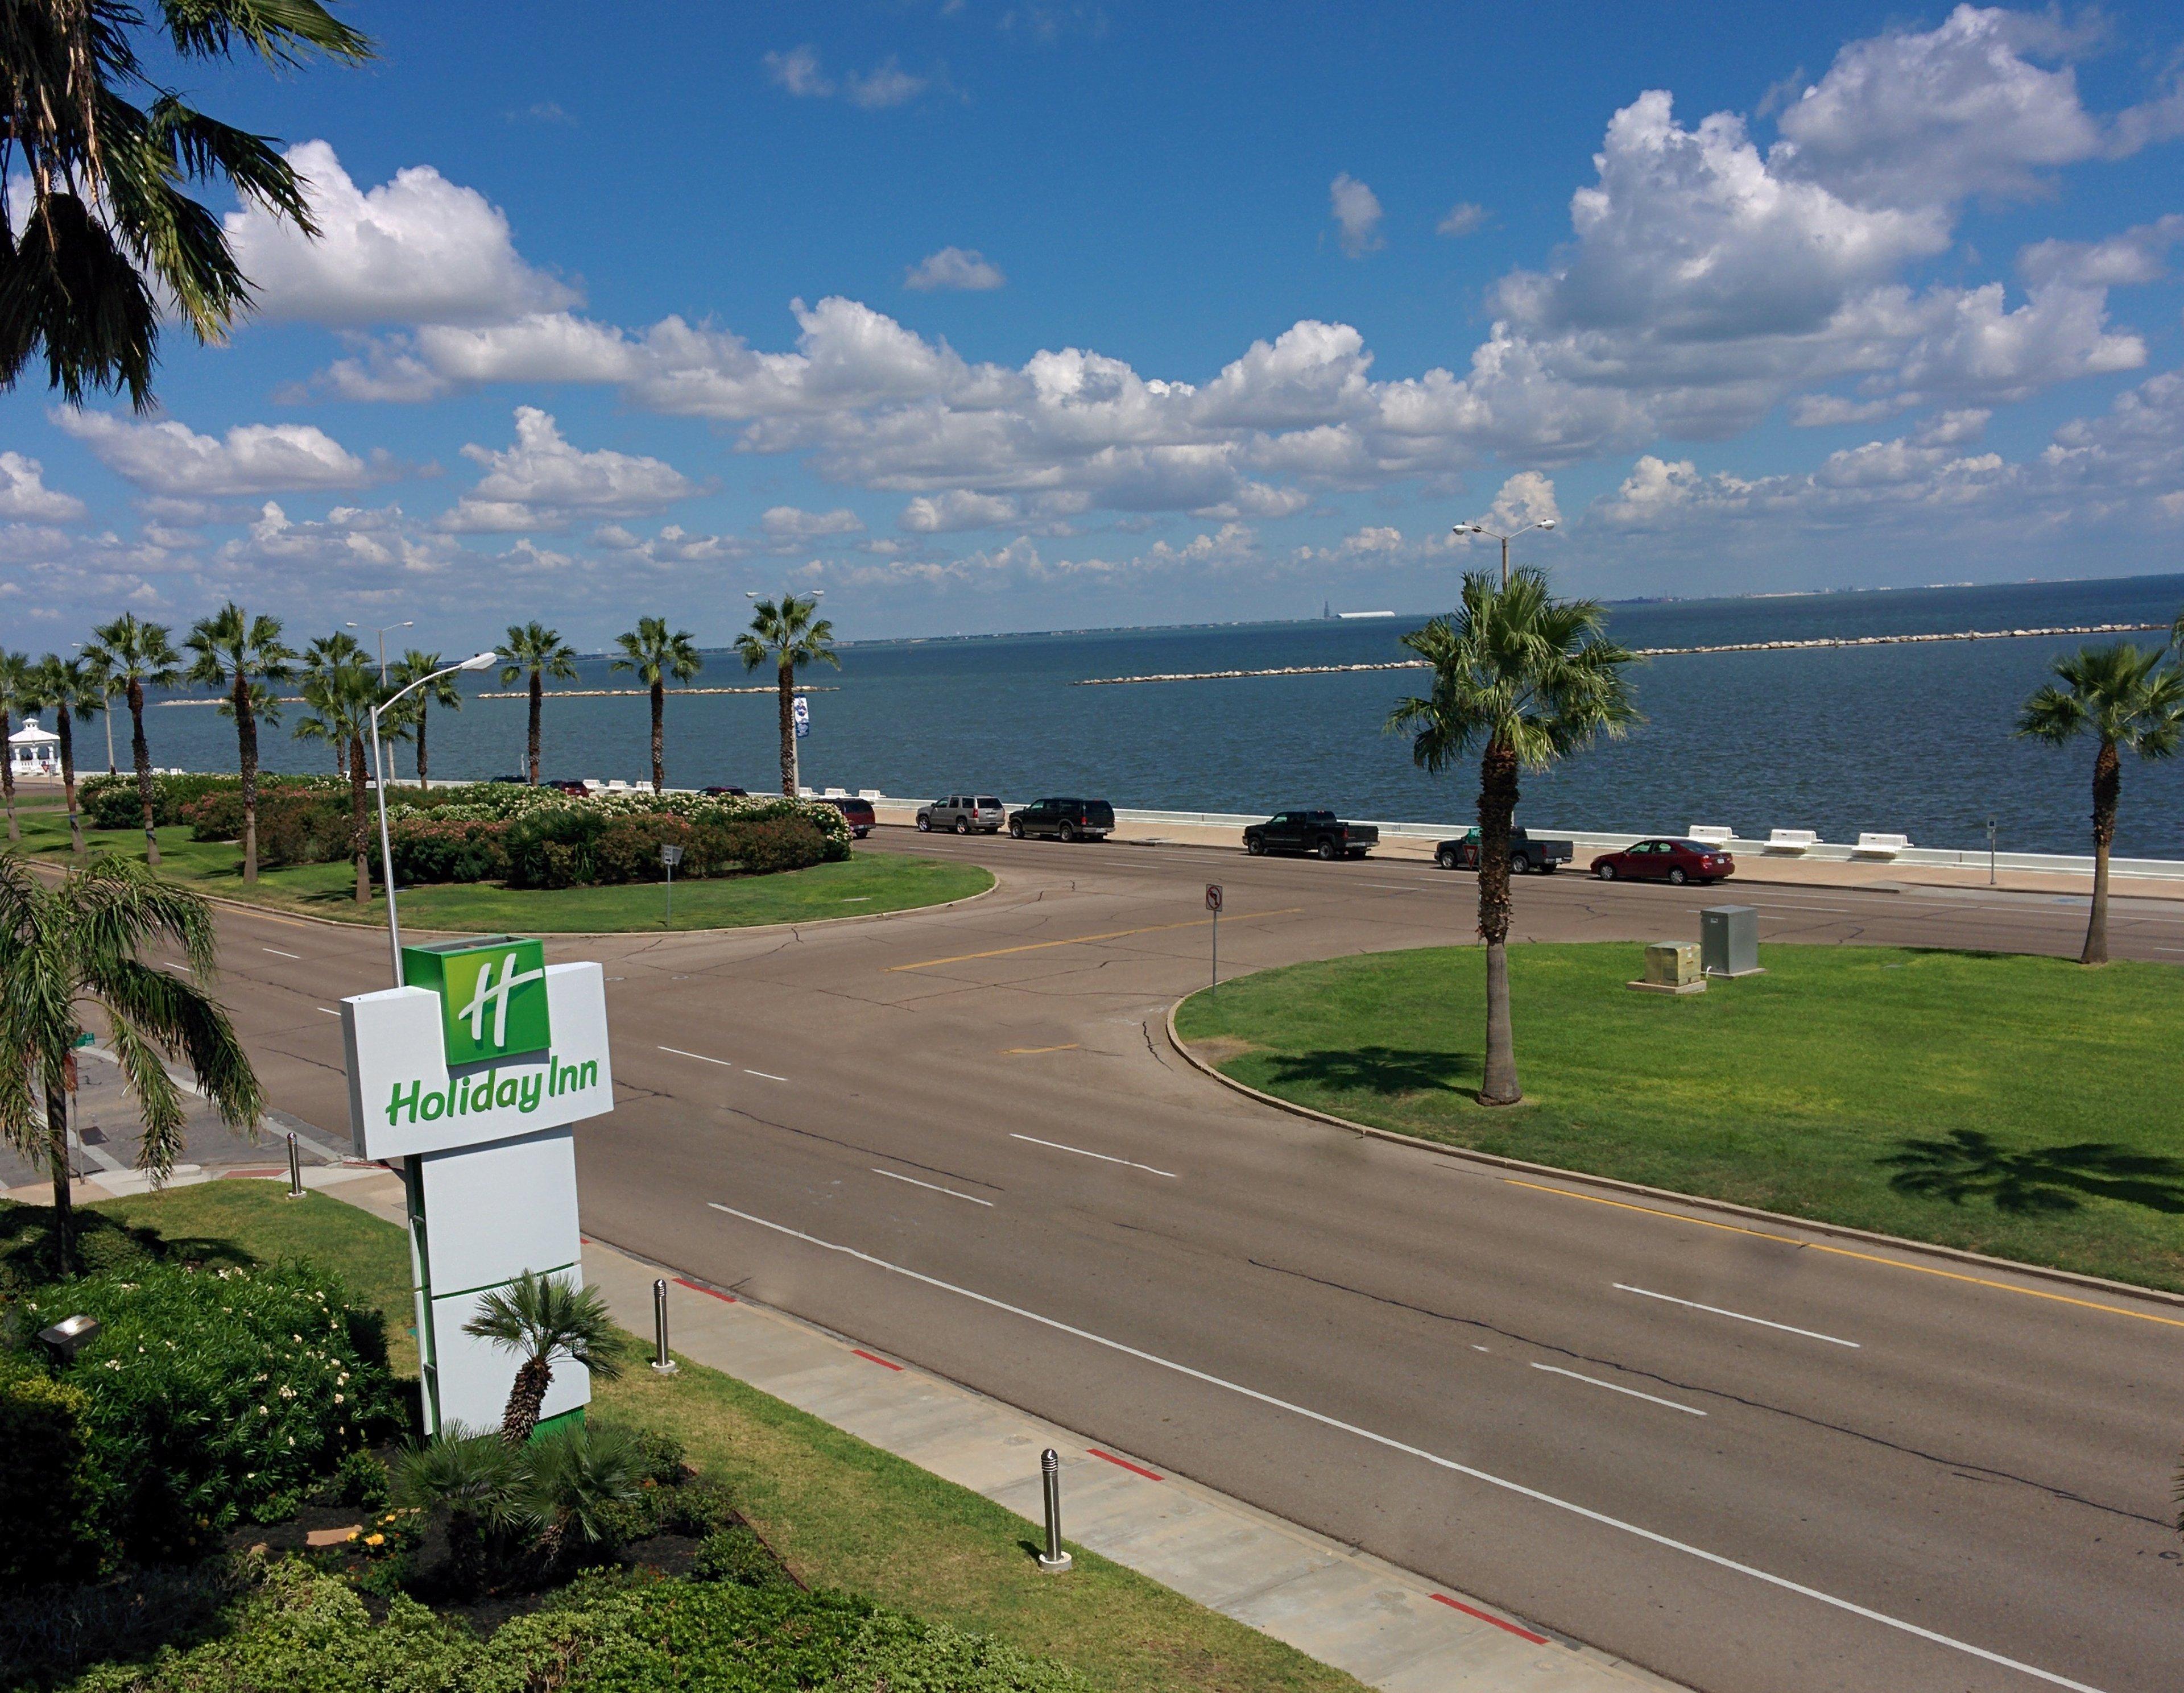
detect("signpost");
top-left (1205, 883), bottom-right (1223, 994)
top-left (660, 841), bottom-right (684, 925)
top-left (342, 936), bottom-right (615, 1436)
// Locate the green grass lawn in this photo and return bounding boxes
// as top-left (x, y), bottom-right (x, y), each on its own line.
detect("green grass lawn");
top-left (13, 1183), bottom-right (1358, 1693)
top-left (4, 809), bottom-right (990, 932)
top-left (1176, 943), bottom-right (2184, 1292)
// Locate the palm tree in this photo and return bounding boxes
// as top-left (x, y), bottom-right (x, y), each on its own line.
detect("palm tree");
top-left (498, 623), bottom-right (577, 786)
top-left (299, 632), bottom-right (363, 776)
top-left (22, 655), bottom-right (104, 862)
top-left (1387, 568), bottom-right (1639, 1106)
top-left (2018, 643), bottom-right (2184, 966)
top-left (609, 618), bottom-right (703, 793)
top-left (292, 655), bottom-right (385, 905)
top-left (461, 1270), bottom-right (625, 1444)
top-left (1, 0), bottom-right (371, 413)
top-left (0, 855), bottom-right (264, 1273)
top-left (83, 614), bottom-right (181, 866)
top-left (735, 595), bottom-right (837, 797)
top-left (388, 649), bottom-right (464, 789)
top-left (183, 604), bottom-right (294, 882)
top-left (0, 649), bottom-right (30, 843)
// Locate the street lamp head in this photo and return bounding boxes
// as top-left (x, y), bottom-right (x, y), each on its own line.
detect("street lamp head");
top-left (458, 651), bottom-right (497, 671)
top-left (1536, 519), bottom-right (1557, 531)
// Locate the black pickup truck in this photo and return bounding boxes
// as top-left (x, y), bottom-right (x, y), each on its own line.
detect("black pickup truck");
top-left (1244, 810), bottom-right (1380, 860)
top-left (1434, 827), bottom-right (1574, 874)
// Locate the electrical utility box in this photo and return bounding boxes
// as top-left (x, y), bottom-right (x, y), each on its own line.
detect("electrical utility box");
top-left (1701, 905), bottom-right (1763, 977)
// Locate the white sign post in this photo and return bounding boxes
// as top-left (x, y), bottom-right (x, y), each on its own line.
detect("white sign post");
top-left (341, 936), bottom-right (614, 1437)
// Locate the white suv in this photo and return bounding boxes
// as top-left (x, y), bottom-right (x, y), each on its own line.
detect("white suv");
top-left (916, 794), bottom-right (1006, 834)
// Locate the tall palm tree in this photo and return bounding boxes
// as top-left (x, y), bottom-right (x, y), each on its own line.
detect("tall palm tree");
top-left (0, 855), bottom-right (264, 1273)
top-left (1387, 568), bottom-right (1639, 1106)
top-left (0, 649), bottom-right (30, 843)
top-left (499, 623), bottom-right (577, 786)
top-left (183, 603), bottom-right (294, 883)
top-left (1, 0), bottom-right (372, 413)
top-left (2018, 642), bottom-right (2184, 966)
top-left (83, 614), bottom-right (181, 866)
top-left (461, 1270), bottom-right (625, 1444)
top-left (388, 649), bottom-right (464, 790)
top-left (610, 617), bottom-right (703, 793)
top-left (22, 654), bottom-right (104, 862)
top-left (292, 655), bottom-right (384, 905)
top-left (735, 595), bottom-right (836, 797)
top-left (299, 632), bottom-right (363, 776)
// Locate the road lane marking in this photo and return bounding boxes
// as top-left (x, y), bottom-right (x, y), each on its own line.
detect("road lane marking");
top-left (659, 1045), bottom-right (735, 1068)
top-left (1614, 1284), bottom-right (1860, 1348)
top-left (1430, 1593), bottom-right (1550, 1645)
top-left (1531, 1362), bottom-right (1707, 1416)
top-left (1003, 1044), bottom-right (1081, 1055)
top-left (316, 1007), bottom-right (339, 1017)
top-left (1010, 1132), bottom-right (1177, 1178)
top-left (261, 946), bottom-right (301, 959)
top-left (872, 1169), bottom-right (992, 1206)
top-left (888, 908), bottom-right (1304, 971)
top-left (703, 1202), bottom-right (2107, 1693)
top-left (745, 1070), bottom-right (788, 1082)
top-left (1508, 1179), bottom-right (2184, 1331)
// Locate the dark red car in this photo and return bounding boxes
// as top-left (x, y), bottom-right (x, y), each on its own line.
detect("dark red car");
top-left (824, 796), bottom-right (875, 838)
top-left (1590, 838), bottom-right (1735, 885)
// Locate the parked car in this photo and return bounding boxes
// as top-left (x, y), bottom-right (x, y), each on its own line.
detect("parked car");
top-left (918, 794), bottom-right (1006, 834)
top-left (490, 774), bottom-right (527, 785)
top-left (702, 785), bottom-right (748, 798)
top-left (824, 796), bottom-right (876, 837)
top-left (546, 777), bottom-right (592, 795)
top-left (1435, 827), bottom-right (1574, 874)
top-left (1007, 797), bottom-right (1115, 842)
top-left (1590, 838), bottom-right (1736, 885)
top-left (1243, 809), bottom-right (1379, 861)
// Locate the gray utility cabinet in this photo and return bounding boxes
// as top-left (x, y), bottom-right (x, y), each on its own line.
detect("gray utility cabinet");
top-left (1701, 905), bottom-right (1763, 977)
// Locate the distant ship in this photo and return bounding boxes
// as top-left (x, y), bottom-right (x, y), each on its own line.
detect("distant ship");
top-left (1337, 609), bottom-right (1396, 619)
top-left (1323, 601), bottom-right (1395, 620)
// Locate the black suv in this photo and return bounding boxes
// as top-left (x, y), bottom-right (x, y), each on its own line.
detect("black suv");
top-left (1008, 797), bottom-right (1115, 842)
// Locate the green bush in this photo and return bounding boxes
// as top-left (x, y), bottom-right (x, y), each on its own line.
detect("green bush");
top-left (181, 783), bottom-right (356, 867)
top-left (10, 1260), bottom-right (402, 1568)
top-left (689, 1526), bottom-right (793, 1591)
top-left (329, 1450), bottom-right (390, 1512)
top-left (382, 817), bottom-right (511, 885)
top-left (503, 811), bottom-right (832, 890)
top-left (0, 1360), bottom-right (102, 1588)
top-left (826, 1612), bottom-right (1095, 1692)
top-left (79, 774), bottom-right (237, 831)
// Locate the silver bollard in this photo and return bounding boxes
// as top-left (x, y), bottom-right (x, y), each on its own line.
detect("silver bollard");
top-left (1036, 1448), bottom-right (1072, 1572)
top-left (283, 1132), bottom-right (304, 1199)
top-left (650, 1277), bottom-right (678, 1375)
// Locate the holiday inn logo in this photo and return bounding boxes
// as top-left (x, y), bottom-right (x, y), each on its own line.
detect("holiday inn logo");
top-left (400, 937), bottom-right (552, 1066)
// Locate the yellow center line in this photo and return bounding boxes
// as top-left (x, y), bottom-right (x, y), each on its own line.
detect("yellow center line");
top-left (1003, 1044), bottom-right (1081, 1055)
top-left (890, 908), bottom-right (1305, 972)
top-left (1504, 1178), bottom-right (2184, 1330)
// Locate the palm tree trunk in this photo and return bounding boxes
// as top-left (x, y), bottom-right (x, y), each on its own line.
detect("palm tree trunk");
top-left (2083, 738), bottom-right (2119, 965)
top-left (776, 660), bottom-right (796, 797)
top-left (416, 701), bottom-right (429, 790)
top-left (236, 676), bottom-right (260, 883)
top-left (128, 677), bottom-right (159, 867)
top-left (1, 709), bottom-right (18, 842)
top-left (501, 1356), bottom-right (552, 1444)
top-left (57, 707), bottom-right (84, 862)
top-left (350, 731), bottom-right (371, 905)
top-left (528, 672), bottom-right (543, 785)
top-left (46, 1075), bottom-right (75, 1273)
top-left (1475, 740), bottom-right (1522, 1105)
top-left (651, 681), bottom-right (665, 793)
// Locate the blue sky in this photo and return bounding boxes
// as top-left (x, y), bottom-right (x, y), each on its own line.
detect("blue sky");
top-left (7, 1), bottom-right (2184, 649)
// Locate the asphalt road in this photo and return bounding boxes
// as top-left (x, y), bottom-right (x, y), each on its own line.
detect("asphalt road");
top-left (188, 832), bottom-right (2184, 1693)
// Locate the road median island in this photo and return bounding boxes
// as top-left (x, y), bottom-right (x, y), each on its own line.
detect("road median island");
top-left (1172, 942), bottom-right (2184, 1294)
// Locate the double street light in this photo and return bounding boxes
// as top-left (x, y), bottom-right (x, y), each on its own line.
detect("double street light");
top-left (369, 649), bottom-right (497, 984)
top-left (347, 620), bottom-right (414, 684)
top-left (1451, 518), bottom-right (1556, 586)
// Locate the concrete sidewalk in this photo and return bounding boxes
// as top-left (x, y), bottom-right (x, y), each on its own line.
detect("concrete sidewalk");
top-left (317, 1164), bottom-right (1680, 1692)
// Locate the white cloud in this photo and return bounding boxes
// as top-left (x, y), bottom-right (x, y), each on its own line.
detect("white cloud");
top-left (2018, 214), bottom-right (2184, 288)
top-left (763, 45), bottom-right (832, 98)
top-left (1482, 470), bottom-right (1561, 532)
top-left (0, 453), bottom-right (85, 521)
top-left (845, 59), bottom-right (927, 108)
top-left (225, 142), bottom-right (577, 327)
top-left (440, 408), bottom-right (698, 531)
top-left (593, 523), bottom-right (748, 565)
top-left (1329, 173), bottom-right (1384, 257)
top-left (1436, 202), bottom-right (1487, 237)
top-left (53, 411), bottom-right (376, 496)
top-left (904, 247), bottom-right (1006, 291)
top-left (899, 490), bottom-right (1019, 531)
top-left (764, 45), bottom-right (925, 107)
top-left (760, 505), bottom-right (865, 541)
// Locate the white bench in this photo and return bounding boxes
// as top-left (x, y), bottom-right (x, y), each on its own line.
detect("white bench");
top-left (824, 787), bottom-right (848, 798)
top-left (1854, 832), bottom-right (1911, 858)
top-left (1765, 828), bottom-right (1819, 854)
top-left (857, 789), bottom-right (883, 802)
top-left (1687, 825), bottom-right (1733, 846)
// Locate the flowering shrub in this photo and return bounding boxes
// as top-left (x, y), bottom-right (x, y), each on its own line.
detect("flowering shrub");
top-left (183, 783), bottom-right (357, 867)
top-left (12, 1260), bottom-right (402, 1566)
top-left (0, 1359), bottom-right (102, 1587)
top-left (384, 815), bottom-right (513, 885)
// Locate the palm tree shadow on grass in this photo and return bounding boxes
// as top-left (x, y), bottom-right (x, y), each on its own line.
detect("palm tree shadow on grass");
top-left (0, 1204), bottom-right (254, 1290)
top-left (1260, 1046), bottom-right (1478, 1099)
top-left (1881, 1129), bottom-right (2184, 1216)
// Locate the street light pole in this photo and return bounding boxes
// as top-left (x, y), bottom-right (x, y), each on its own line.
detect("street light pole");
top-left (369, 649), bottom-right (497, 984)
top-left (1450, 518), bottom-right (1558, 586)
top-left (347, 620), bottom-right (414, 684)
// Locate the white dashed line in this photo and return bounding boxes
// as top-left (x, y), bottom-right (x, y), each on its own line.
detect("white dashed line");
top-left (745, 1070), bottom-right (788, 1082)
top-left (1614, 1284), bottom-right (1860, 1348)
top-left (1010, 1132), bottom-right (1177, 1178)
top-left (872, 1169), bottom-right (992, 1206)
top-left (262, 946), bottom-right (301, 959)
top-left (1529, 1363), bottom-right (1708, 1416)
top-left (659, 1045), bottom-right (735, 1068)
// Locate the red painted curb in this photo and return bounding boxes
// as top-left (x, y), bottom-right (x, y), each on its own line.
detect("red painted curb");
top-left (1430, 1593), bottom-right (1549, 1644)
top-left (1088, 1447), bottom-right (1165, 1481)
top-left (852, 1348), bottom-right (904, 1371)
top-left (671, 1277), bottom-right (736, 1303)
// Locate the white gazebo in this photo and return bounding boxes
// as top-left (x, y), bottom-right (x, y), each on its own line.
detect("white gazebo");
top-left (9, 714), bottom-right (60, 779)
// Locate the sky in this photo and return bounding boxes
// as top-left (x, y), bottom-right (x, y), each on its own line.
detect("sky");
top-left (6, 1), bottom-right (2184, 651)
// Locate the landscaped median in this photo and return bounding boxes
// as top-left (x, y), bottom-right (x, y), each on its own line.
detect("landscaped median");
top-left (0, 1183), bottom-right (1360, 1693)
top-left (1173, 943), bottom-right (2184, 1293)
top-left (13, 776), bottom-right (989, 932)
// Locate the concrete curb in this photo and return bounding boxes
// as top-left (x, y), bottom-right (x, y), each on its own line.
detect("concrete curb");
top-left (1162, 996), bottom-right (2184, 1312)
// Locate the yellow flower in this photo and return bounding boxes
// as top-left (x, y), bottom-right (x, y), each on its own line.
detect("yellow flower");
top-left (364, 1533), bottom-right (385, 1547)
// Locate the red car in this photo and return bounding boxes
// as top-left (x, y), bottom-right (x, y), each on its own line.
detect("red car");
top-left (1590, 838), bottom-right (1735, 885)
top-left (824, 796), bottom-right (875, 838)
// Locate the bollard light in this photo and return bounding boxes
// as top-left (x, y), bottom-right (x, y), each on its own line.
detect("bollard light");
top-left (1036, 1448), bottom-right (1072, 1572)
top-left (38, 1314), bottom-right (100, 1363)
top-left (651, 1277), bottom-right (678, 1375)
top-left (284, 1131), bottom-right (305, 1198)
